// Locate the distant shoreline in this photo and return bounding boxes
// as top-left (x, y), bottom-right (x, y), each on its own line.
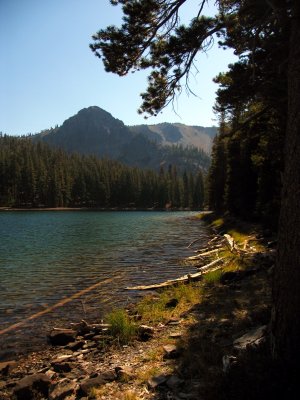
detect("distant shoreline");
top-left (0, 207), bottom-right (201, 212)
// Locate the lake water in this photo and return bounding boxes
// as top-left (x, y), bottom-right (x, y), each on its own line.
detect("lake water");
top-left (0, 211), bottom-right (207, 359)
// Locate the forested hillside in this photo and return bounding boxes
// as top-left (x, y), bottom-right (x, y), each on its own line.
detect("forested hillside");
top-left (0, 135), bottom-right (205, 209)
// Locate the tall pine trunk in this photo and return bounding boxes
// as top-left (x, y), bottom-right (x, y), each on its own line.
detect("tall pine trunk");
top-left (271, 0), bottom-right (300, 374)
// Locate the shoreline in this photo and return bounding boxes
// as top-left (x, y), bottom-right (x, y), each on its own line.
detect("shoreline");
top-left (0, 216), bottom-right (275, 400)
top-left (0, 207), bottom-right (203, 212)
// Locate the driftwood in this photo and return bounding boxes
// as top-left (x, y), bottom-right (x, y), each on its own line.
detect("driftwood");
top-left (126, 258), bottom-right (224, 290)
top-left (224, 234), bottom-right (236, 252)
top-left (126, 231), bottom-right (259, 291)
top-left (187, 248), bottom-right (220, 260)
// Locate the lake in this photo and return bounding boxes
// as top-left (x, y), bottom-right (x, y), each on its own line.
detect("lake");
top-left (0, 210), bottom-right (207, 359)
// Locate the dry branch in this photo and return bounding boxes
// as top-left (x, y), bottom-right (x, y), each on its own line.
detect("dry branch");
top-left (188, 248), bottom-right (220, 260)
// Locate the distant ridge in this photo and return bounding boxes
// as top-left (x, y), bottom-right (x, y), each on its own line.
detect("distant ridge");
top-left (32, 106), bottom-right (216, 172)
top-left (129, 122), bottom-right (217, 154)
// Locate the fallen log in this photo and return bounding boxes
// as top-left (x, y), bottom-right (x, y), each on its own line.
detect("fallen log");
top-left (196, 257), bottom-right (225, 272)
top-left (126, 257), bottom-right (225, 290)
top-left (187, 248), bottom-right (220, 260)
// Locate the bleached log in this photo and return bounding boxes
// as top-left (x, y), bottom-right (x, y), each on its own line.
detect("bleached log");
top-left (208, 236), bottom-right (223, 245)
top-left (126, 257), bottom-right (225, 290)
top-left (187, 248), bottom-right (220, 260)
top-left (197, 257), bottom-right (225, 272)
top-left (224, 234), bottom-right (236, 251)
top-left (195, 243), bottom-right (224, 253)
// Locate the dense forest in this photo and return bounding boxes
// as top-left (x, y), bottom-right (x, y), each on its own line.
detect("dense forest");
top-left (206, 3), bottom-right (286, 228)
top-left (0, 134), bottom-right (205, 209)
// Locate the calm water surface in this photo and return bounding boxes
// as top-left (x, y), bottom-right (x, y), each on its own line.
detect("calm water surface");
top-left (0, 211), bottom-right (207, 358)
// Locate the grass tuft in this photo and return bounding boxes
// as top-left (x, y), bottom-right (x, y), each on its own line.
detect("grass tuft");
top-left (203, 269), bottom-right (223, 285)
top-left (107, 309), bottom-right (137, 344)
top-left (136, 283), bottom-right (202, 324)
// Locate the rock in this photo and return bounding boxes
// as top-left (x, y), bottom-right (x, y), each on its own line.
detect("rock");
top-left (45, 369), bottom-right (57, 379)
top-left (165, 298), bottom-right (179, 308)
top-left (147, 374), bottom-right (168, 389)
top-left (167, 318), bottom-right (182, 326)
top-left (163, 344), bottom-right (180, 359)
top-left (169, 332), bottom-right (183, 339)
top-left (49, 380), bottom-right (78, 400)
top-left (222, 355), bottom-right (237, 373)
top-left (51, 362), bottom-right (74, 373)
top-left (67, 341), bottom-right (85, 351)
top-left (137, 325), bottom-right (155, 341)
top-left (13, 373), bottom-right (51, 400)
top-left (51, 355), bottom-right (75, 373)
top-left (220, 271), bottom-right (246, 284)
top-left (82, 341), bottom-right (96, 350)
top-left (48, 330), bottom-right (77, 346)
top-left (0, 361), bottom-right (17, 376)
top-left (79, 370), bottom-right (116, 395)
top-left (0, 380), bottom-right (6, 390)
top-left (115, 366), bottom-right (134, 381)
top-left (166, 375), bottom-right (184, 390)
top-left (83, 333), bottom-right (95, 340)
top-left (52, 354), bottom-right (74, 362)
top-left (233, 325), bottom-right (267, 350)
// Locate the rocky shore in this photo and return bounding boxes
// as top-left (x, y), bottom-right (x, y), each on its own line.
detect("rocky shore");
top-left (0, 216), bottom-right (277, 400)
top-left (0, 255), bottom-right (274, 399)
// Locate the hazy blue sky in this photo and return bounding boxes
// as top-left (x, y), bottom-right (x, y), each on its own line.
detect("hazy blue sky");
top-left (1, 0), bottom-right (236, 136)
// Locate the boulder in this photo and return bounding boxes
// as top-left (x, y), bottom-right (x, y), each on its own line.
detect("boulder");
top-left (137, 325), bottom-right (155, 341)
top-left (66, 340), bottom-right (85, 352)
top-left (147, 374), bottom-right (168, 389)
top-left (48, 330), bottom-right (77, 346)
top-left (79, 370), bottom-right (116, 395)
top-left (51, 362), bottom-right (74, 373)
top-left (0, 361), bottom-right (17, 376)
top-left (163, 344), bottom-right (180, 359)
top-left (115, 366), bottom-right (135, 381)
top-left (13, 373), bottom-right (51, 400)
top-left (233, 325), bottom-right (267, 350)
top-left (166, 374), bottom-right (184, 390)
top-left (49, 380), bottom-right (78, 400)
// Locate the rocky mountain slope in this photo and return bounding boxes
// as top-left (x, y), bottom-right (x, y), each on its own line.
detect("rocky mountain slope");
top-left (33, 106), bottom-right (216, 172)
top-left (129, 123), bottom-right (216, 154)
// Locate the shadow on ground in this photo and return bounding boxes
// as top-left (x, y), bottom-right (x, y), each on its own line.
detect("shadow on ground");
top-left (148, 265), bottom-right (294, 400)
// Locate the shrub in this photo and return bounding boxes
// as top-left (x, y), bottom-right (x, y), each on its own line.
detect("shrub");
top-left (107, 309), bottom-right (137, 344)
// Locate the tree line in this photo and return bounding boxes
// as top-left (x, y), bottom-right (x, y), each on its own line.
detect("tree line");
top-left (206, 1), bottom-right (286, 228)
top-left (0, 134), bottom-right (205, 209)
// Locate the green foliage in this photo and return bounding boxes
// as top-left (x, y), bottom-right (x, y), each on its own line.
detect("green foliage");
top-left (92, 1), bottom-right (288, 227)
top-left (0, 135), bottom-right (206, 209)
top-left (203, 269), bottom-right (223, 285)
top-left (137, 283), bottom-right (202, 324)
top-left (107, 309), bottom-right (137, 344)
top-left (91, 1), bottom-right (223, 117)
